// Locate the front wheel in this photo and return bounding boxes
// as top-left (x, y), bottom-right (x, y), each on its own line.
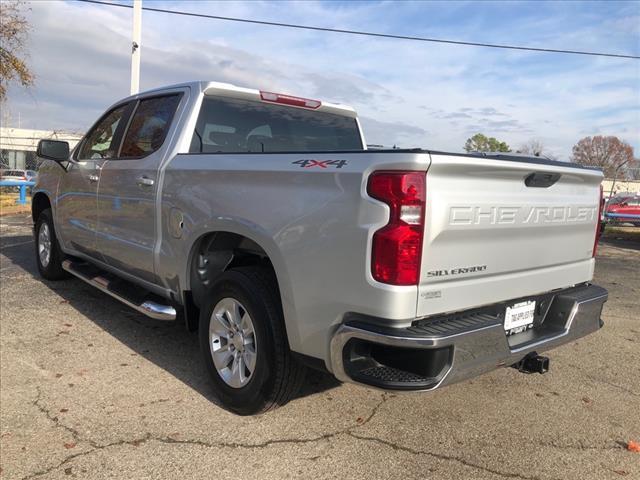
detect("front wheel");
top-left (199, 266), bottom-right (305, 415)
top-left (34, 208), bottom-right (69, 280)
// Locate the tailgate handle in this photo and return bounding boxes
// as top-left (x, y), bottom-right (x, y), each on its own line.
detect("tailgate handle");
top-left (524, 172), bottom-right (561, 188)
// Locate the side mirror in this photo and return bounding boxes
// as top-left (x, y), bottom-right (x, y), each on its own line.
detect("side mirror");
top-left (37, 139), bottom-right (70, 163)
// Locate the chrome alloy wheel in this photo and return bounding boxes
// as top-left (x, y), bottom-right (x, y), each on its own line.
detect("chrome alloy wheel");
top-left (209, 297), bottom-right (257, 388)
top-left (38, 222), bottom-right (52, 268)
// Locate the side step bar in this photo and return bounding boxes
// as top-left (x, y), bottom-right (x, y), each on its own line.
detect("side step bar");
top-left (62, 260), bottom-right (176, 321)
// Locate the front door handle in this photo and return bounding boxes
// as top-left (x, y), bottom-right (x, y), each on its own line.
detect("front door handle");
top-left (88, 174), bottom-right (99, 183)
top-left (137, 176), bottom-right (155, 187)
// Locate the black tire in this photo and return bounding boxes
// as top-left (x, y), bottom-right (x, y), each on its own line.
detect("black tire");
top-left (34, 208), bottom-right (69, 280)
top-left (199, 266), bottom-right (305, 415)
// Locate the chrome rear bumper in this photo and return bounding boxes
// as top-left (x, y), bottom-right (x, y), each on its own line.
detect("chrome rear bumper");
top-left (330, 284), bottom-right (607, 391)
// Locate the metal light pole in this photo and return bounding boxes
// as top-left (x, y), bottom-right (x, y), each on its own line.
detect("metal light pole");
top-left (130, 0), bottom-right (142, 95)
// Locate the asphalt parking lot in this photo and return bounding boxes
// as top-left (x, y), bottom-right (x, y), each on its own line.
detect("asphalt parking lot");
top-left (1, 213), bottom-right (638, 480)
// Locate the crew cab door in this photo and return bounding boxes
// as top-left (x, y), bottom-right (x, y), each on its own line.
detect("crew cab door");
top-left (57, 102), bottom-right (133, 259)
top-left (96, 93), bottom-right (183, 284)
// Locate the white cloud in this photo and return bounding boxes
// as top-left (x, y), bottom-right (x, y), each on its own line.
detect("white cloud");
top-left (4, 0), bottom-right (639, 160)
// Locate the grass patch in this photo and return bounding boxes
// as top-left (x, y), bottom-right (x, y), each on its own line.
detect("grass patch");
top-left (1, 193), bottom-right (30, 206)
top-left (0, 193), bottom-right (31, 216)
top-left (602, 226), bottom-right (640, 242)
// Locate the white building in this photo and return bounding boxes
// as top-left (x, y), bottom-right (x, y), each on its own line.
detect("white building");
top-left (602, 178), bottom-right (640, 198)
top-left (0, 127), bottom-right (83, 170)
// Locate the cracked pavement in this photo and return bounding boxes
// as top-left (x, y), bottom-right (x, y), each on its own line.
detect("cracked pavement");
top-left (1, 214), bottom-right (639, 479)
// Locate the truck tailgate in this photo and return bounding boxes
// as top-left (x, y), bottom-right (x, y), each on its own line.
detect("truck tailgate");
top-left (417, 154), bottom-right (602, 317)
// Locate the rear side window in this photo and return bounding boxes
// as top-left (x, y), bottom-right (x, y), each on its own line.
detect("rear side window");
top-left (190, 96), bottom-right (363, 153)
top-left (120, 94), bottom-right (181, 158)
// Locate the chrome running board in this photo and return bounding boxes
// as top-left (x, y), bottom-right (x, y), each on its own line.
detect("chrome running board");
top-left (62, 259), bottom-right (176, 321)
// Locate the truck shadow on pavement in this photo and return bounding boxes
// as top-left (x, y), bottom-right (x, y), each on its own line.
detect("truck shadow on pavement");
top-left (1, 233), bottom-right (340, 407)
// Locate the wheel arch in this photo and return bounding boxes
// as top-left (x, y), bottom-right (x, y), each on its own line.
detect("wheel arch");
top-left (31, 191), bottom-right (52, 223)
top-left (183, 228), bottom-right (301, 351)
top-left (187, 231), bottom-right (273, 307)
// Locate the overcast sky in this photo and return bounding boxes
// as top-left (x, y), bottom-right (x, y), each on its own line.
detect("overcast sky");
top-left (4, 0), bottom-right (640, 159)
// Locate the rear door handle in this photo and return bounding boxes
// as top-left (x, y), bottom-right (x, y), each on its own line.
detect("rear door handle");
top-left (137, 176), bottom-right (154, 187)
top-left (88, 174), bottom-right (99, 183)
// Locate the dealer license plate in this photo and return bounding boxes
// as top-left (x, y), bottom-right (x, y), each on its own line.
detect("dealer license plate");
top-left (504, 300), bottom-right (536, 336)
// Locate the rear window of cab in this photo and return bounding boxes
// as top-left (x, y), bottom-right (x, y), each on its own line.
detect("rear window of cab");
top-left (190, 96), bottom-right (363, 153)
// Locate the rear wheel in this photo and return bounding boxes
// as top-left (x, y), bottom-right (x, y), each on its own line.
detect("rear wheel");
top-left (208, 297), bottom-right (258, 389)
top-left (199, 266), bottom-right (305, 415)
top-left (34, 208), bottom-right (69, 280)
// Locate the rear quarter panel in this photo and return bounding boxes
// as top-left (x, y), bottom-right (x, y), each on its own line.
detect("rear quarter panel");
top-left (159, 152), bottom-right (430, 361)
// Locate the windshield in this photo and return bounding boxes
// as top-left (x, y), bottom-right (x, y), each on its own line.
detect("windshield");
top-left (608, 195), bottom-right (633, 205)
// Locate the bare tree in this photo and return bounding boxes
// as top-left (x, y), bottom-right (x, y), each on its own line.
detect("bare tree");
top-left (516, 139), bottom-right (557, 160)
top-left (0, 0), bottom-right (34, 102)
top-left (571, 136), bottom-right (636, 179)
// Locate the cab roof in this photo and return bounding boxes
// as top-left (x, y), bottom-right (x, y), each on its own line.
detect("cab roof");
top-left (133, 81), bottom-right (358, 118)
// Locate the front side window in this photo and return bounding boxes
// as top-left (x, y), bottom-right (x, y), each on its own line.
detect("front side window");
top-left (189, 96), bottom-right (363, 153)
top-left (77, 104), bottom-right (129, 160)
top-left (120, 94), bottom-right (181, 158)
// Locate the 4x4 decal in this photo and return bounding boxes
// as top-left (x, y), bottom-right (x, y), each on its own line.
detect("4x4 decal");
top-left (292, 159), bottom-right (348, 169)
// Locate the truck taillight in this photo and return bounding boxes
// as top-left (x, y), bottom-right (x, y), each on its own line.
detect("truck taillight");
top-left (260, 91), bottom-right (321, 109)
top-left (367, 171), bottom-right (426, 286)
top-left (593, 184), bottom-right (604, 257)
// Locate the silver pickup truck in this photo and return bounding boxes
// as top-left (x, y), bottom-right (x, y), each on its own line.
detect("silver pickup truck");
top-left (33, 81), bottom-right (607, 414)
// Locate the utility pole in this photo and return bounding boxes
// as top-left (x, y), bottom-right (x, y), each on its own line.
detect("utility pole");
top-left (130, 0), bottom-right (142, 95)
